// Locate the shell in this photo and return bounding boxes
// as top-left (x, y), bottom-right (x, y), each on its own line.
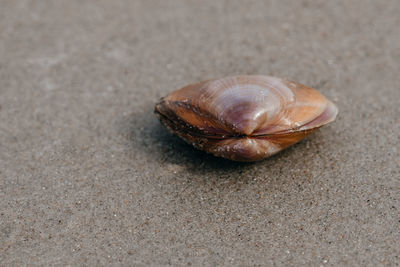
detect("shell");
top-left (155, 75), bottom-right (338, 162)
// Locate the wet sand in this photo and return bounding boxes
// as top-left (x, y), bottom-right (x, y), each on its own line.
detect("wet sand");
top-left (1, 1), bottom-right (399, 265)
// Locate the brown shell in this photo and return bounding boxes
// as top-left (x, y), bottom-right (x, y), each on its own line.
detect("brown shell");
top-left (155, 75), bottom-right (338, 162)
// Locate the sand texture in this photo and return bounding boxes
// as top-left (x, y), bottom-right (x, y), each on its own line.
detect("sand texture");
top-left (0, 1), bottom-right (399, 266)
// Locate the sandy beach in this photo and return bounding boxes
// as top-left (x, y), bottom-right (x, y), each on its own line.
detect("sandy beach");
top-left (0, 1), bottom-right (399, 265)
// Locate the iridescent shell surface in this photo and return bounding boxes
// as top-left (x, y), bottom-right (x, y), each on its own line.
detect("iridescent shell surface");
top-left (155, 75), bottom-right (338, 162)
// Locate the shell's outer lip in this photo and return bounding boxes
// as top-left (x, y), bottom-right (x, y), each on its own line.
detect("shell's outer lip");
top-left (155, 89), bottom-right (338, 139)
top-left (155, 99), bottom-right (328, 140)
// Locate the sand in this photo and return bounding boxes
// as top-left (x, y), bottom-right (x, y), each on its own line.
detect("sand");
top-left (0, 1), bottom-right (399, 266)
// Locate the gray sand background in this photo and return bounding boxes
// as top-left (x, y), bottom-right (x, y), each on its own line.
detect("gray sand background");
top-left (1, 0), bottom-right (399, 266)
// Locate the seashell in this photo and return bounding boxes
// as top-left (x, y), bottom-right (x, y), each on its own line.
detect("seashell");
top-left (154, 75), bottom-right (338, 162)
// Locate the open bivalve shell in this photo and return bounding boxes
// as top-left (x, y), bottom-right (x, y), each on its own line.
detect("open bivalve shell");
top-left (155, 75), bottom-right (338, 162)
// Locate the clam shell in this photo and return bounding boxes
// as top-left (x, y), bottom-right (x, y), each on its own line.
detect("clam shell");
top-left (155, 75), bottom-right (338, 162)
